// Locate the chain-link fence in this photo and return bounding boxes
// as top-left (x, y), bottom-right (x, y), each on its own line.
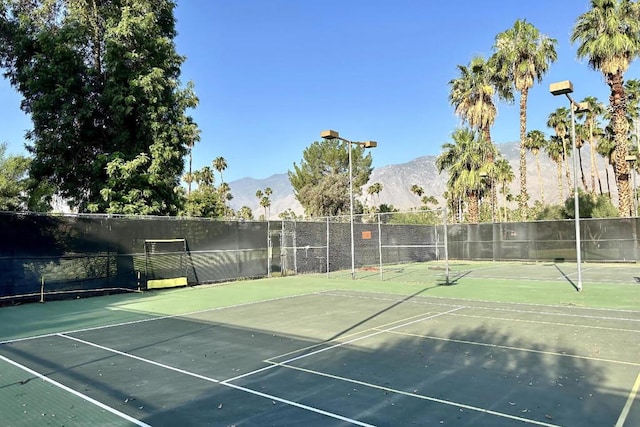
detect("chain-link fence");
top-left (277, 210), bottom-right (447, 278)
top-left (2, 210), bottom-right (639, 302)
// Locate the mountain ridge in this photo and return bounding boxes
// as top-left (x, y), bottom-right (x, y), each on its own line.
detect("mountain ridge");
top-left (228, 141), bottom-right (617, 218)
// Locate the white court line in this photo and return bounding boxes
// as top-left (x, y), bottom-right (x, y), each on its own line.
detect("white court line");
top-left (616, 372), bottom-right (640, 427)
top-left (222, 307), bottom-right (464, 383)
top-left (454, 313), bottom-right (640, 333)
top-left (0, 354), bottom-right (151, 427)
top-left (322, 290), bottom-right (640, 323)
top-left (0, 290), bottom-right (327, 346)
top-left (383, 329), bottom-right (640, 367)
top-left (265, 311), bottom-right (435, 363)
top-left (267, 362), bottom-right (560, 427)
top-left (55, 334), bottom-right (375, 427)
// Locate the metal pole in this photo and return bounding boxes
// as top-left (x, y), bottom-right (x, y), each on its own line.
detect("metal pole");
top-left (348, 142), bottom-right (355, 279)
top-left (377, 212), bottom-right (383, 281)
top-left (569, 99), bottom-right (583, 291)
top-left (326, 216), bottom-right (330, 278)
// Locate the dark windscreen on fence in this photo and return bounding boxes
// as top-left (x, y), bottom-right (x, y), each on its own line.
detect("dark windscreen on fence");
top-left (1, 211), bottom-right (638, 301)
top-left (0, 213), bottom-right (269, 301)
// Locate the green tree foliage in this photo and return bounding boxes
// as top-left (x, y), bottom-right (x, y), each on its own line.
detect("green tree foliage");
top-left (289, 139), bottom-right (373, 217)
top-left (492, 19), bottom-right (557, 218)
top-left (0, 143), bottom-right (30, 210)
top-left (572, 0), bottom-right (640, 216)
top-left (181, 166), bottom-right (226, 218)
top-left (0, 0), bottom-right (199, 214)
top-left (436, 128), bottom-right (497, 224)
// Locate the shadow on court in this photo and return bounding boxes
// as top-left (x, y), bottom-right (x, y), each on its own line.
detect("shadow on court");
top-left (1, 291), bottom-right (638, 426)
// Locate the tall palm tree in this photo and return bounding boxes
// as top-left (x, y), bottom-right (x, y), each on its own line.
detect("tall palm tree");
top-left (264, 187), bottom-right (272, 218)
top-left (524, 130), bottom-right (547, 203)
top-left (572, 0), bottom-right (640, 216)
top-left (546, 136), bottom-right (567, 203)
top-left (436, 128), bottom-right (495, 223)
top-left (576, 96), bottom-right (607, 195)
top-left (546, 107), bottom-right (573, 194)
top-left (184, 120), bottom-right (201, 196)
top-left (574, 121), bottom-right (591, 190)
top-left (492, 19), bottom-right (557, 219)
top-left (198, 166), bottom-right (215, 188)
top-left (449, 56), bottom-right (512, 218)
top-left (599, 126), bottom-right (617, 197)
top-left (494, 157), bottom-right (514, 222)
top-left (448, 56), bottom-right (513, 145)
top-left (213, 156), bottom-right (228, 184)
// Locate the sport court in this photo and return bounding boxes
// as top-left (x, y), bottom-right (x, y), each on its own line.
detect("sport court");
top-left (1, 275), bottom-right (639, 426)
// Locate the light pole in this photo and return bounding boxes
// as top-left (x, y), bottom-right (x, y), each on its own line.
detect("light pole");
top-left (550, 80), bottom-right (589, 292)
top-left (320, 130), bottom-right (377, 279)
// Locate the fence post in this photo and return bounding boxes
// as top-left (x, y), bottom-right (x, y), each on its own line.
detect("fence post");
top-left (378, 213), bottom-right (383, 280)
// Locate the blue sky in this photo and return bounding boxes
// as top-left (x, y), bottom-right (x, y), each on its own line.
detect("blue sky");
top-left (1, 0), bottom-right (638, 183)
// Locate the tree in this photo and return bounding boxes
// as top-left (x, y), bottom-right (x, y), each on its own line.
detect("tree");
top-left (436, 128), bottom-right (496, 223)
top-left (238, 206), bottom-right (253, 220)
top-left (0, 0), bottom-right (200, 214)
top-left (181, 166), bottom-right (224, 217)
top-left (524, 130), bottom-right (548, 203)
top-left (448, 56), bottom-right (512, 145)
top-left (367, 182), bottom-right (383, 205)
top-left (492, 19), bottom-right (557, 218)
top-left (547, 107), bottom-right (573, 195)
top-left (255, 187), bottom-right (272, 219)
top-left (410, 184), bottom-right (424, 199)
top-left (576, 96), bottom-right (607, 195)
top-left (213, 156), bottom-right (227, 183)
top-left (572, 0), bottom-right (640, 216)
top-left (0, 143), bottom-right (30, 211)
top-left (546, 136), bottom-right (567, 203)
top-left (289, 139), bottom-right (373, 217)
top-left (494, 157), bottom-right (514, 222)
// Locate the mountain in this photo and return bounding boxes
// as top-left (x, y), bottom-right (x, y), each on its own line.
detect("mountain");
top-left (228, 141), bottom-right (618, 218)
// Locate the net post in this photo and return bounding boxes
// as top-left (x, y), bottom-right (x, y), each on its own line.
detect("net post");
top-left (40, 276), bottom-right (45, 303)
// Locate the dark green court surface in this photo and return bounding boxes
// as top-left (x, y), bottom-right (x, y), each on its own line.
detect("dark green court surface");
top-left (1, 273), bottom-right (639, 426)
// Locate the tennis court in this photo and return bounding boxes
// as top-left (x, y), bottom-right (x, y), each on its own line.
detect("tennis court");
top-left (1, 274), bottom-right (640, 426)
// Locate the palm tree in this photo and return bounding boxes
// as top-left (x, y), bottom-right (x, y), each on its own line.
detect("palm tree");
top-left (264, 187), bottom-right (272, 218)
top-left (367, 182), bottom-right (383, 205)
top-left (494, 157), bottom-right (514, 222)
top-left (448, 56), bottom-right (512, 145)
top-left (198, 166), bottom-right (215, 188)
top-left (572, 0), bottom-right (640, 216)
top-left (524, 130), bottom-right (547, 203)
top-left (449, 56), bottom-right (512, 218)
top-left (213, 156), bottom-right (228, 184)
top-left (598, 126), bottom-right (617, 197)
top-left (436, 128), bottom-right (495, 223)
top-left (492, 19), bottom-right (557, 219)
top-left (410, 185), bottom-right (424, 197)
top-left (546, 136), bottom-right (566, 203)
top-left (184, 120), bottom-right (201, 196)
top-left (410, 185), bottom-right (424, 207)
top-left (576, 96), bottom-right (607, 195)
top-left (546, 107), bottom-right (573, 194)
top-left (575, 121), bottom-right (593, 191)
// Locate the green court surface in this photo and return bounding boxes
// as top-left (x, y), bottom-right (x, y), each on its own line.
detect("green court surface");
top-left (1, 266), bottom-right (640, 426)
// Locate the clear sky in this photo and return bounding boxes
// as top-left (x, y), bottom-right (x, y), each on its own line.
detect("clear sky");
top-left (1, 0), bottom-right (638, 183)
